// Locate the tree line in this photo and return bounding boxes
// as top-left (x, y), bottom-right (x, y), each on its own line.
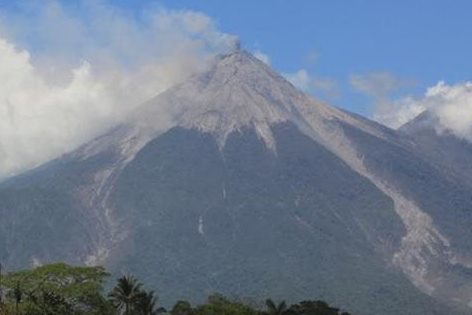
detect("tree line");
top-left (0, 263), bottom-right (353, 315)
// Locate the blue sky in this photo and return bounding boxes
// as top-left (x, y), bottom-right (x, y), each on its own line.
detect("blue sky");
top-left (0, 0), bottom-right (471, 116)
top-left (103, 0), bottom-right (472, 115)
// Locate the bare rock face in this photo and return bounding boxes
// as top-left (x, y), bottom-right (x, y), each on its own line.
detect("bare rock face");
top-left (1, 50), bottom-right (472, 315)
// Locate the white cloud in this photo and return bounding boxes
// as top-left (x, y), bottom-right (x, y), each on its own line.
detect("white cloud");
top-left (285, 69), bottom-right (311, 91)
top-left (0, 1), bottom-right (237, 178)
top-left (284, 69), bottom-right (339, 99)
top-left (372, 96), bottom-right (426, 129)
top-left (0, 39), bottom-right (114, 176)
top-left (398, 82), bottom-right (472, 140)
top-left (253, 50), bottom-right (271, 65)
top-left (350, 72), bottom-right (418, 128)
top-left (427, 82), bottom-right (472, 138)
top-left (350, 72), bottom-right (407, 99)
top-left (352, 72), bottom-right (472, 140)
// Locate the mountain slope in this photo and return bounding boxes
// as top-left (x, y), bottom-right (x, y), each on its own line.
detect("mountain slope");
top-left (0, 50), bottom-right (471, 314)
top-left (400, 111), bottom-right (472, 189)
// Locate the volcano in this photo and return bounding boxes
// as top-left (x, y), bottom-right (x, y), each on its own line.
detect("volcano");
top-left (1, 50), bottom-right (472, 315)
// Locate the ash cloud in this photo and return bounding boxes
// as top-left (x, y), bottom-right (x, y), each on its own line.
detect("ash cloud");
top-left (0, 1), bottom-right (237, 178)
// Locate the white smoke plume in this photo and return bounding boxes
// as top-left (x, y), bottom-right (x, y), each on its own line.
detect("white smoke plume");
top-left (0, 1), bottom-right (238, 179)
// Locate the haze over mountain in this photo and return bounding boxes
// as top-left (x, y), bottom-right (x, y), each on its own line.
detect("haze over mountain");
top-left (1, 50), bottom-right (472, 315)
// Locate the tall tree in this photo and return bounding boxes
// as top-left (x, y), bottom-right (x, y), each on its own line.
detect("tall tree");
top-left (135, 290), bottom-right (166, 315)
top-left (2, 263), bottom-right (109, 314)
top-left (108, 275), bottom-right (143, 315)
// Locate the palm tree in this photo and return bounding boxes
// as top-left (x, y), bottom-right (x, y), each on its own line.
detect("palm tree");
top-left (135, 290), bottom-right (166, 315)
top-left (265, 299), bottom-right (288, 315)
top-left (108, 275), bottom-right (143, 315)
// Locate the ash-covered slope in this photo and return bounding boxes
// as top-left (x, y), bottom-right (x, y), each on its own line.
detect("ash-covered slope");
top-left (1, 50), bottom-right (471, 314)
top-left (400, 111), bottom-right (472, 189)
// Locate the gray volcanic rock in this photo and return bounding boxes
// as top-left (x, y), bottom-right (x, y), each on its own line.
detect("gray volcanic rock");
top-left (0, 50), bottom-right (471, 314)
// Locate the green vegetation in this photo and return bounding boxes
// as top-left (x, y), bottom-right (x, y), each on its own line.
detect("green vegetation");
top-left (0, 263), bottom-right (352, 315)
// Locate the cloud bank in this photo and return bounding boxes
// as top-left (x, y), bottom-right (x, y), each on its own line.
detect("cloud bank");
top-left (394, 82), bottom-right (472, 140)
top-left (0, 1), bottom-right (237, 178)
top-left (351, 72), bottom-right (472, 141)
